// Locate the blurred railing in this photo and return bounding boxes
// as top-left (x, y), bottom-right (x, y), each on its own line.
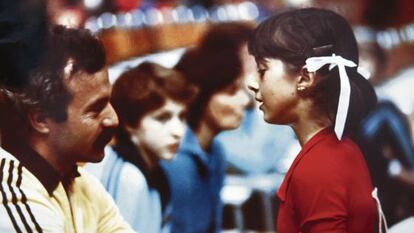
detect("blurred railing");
top-left (84, 2), bottom-right (259, 64)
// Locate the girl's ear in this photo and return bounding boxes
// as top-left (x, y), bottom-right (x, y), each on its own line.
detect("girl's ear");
top-left (296, 66), bottom-right (316, 92)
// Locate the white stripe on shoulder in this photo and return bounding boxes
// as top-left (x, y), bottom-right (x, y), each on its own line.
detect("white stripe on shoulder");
top-left (0, 147), bottom-right (19, 161)
top-left (0, 153), bottom-right (43, 233)
top-left (0, 158), bottom-right (25, 232)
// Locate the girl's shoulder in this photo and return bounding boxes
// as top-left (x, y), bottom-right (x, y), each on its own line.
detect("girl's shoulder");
top-left (118, 161), bottom-right (147, 188)
top-left (308, 132), bottom-right (362, 159)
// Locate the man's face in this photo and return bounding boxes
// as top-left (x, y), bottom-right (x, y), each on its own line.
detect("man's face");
top-left (47, 68), bottom-right (118, 164)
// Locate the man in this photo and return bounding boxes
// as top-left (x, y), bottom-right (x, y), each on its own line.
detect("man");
top-left (0, 25), bottom-right (135, 233)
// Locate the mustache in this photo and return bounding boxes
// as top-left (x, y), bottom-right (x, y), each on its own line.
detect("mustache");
top-left (93, 128), bottom-right (116, 148)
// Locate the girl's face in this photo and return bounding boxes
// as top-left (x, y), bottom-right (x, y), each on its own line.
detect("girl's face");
top-left (130, 99), bottom-right (186, 164)
top-left (248, 58), bottom-right (299, 124)
top-left (204, 79), bottom-right (249, 132)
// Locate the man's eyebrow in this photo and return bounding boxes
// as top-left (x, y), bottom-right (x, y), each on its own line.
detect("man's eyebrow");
top-left (86, 96), bottom-right (110, 111)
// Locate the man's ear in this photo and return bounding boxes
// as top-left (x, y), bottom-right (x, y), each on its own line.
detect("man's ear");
top-left (28, 111), bottom-right (50, 134)
top-left (296, 66), bottom-right (316, 91)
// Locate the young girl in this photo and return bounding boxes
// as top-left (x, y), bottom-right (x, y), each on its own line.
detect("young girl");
top-left (247, 8), bottom-right (380, 233)
top-left (87, 62), bottom-right (197, 233)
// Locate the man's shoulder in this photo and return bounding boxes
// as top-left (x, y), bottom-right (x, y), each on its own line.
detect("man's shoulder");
top-left (0, 147), bottom-right (45, 190)
top-left (73, 167), bottom-right (119, 207)
top-left (0, 147), bottom-right (20, 182)
top-left (0, 147), bottom-right (18, 161)
top-left (0, 147), bottom-right (63, 232)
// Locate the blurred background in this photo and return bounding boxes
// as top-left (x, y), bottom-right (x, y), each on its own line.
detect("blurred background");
top-left (47, 0), bottom-right (414, 232)
top-left (49, 0), bottom-right (414, 122)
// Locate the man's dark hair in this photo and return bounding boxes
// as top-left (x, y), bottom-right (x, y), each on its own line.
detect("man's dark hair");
top-left (248, 8), bottom-right (377, 137)
top-left (23, 25), bottom-right (106, 122)
top-left (176, 22), bottom-right (254, 129)
top-left (1, 25), bottom-right (106, 136)
top-left (0, 0), bottom-right (49, 88)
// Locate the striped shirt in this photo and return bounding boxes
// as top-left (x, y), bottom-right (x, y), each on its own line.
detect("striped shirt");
top-left (0, 146), bottom-right (136, 233)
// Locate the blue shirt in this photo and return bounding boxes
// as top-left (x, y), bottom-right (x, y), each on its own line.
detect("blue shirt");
top-left (161, 127), bottom-right (225, 233)
top-left (86, 144), bottom-right (171, 233)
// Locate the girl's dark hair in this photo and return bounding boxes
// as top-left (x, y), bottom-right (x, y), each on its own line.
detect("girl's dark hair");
top-left (248, 8), bottom-right (377, 137)
top-left (176, 22), bottom-right (254, 129)
top-left (111, 62), bottom-right (197, 136)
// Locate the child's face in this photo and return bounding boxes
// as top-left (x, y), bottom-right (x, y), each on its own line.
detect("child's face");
top-left (248, 58), bottom-right (299, 124)
top-left (131, 99), bottom-right (186, 164)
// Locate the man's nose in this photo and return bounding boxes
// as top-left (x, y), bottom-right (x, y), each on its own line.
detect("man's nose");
top-left (102, 103), bottom-right (119, 128)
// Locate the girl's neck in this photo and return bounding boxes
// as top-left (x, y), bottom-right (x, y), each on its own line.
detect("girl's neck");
top-left (136, 144), bottom-right (158, 171)
top-left (290, 99), bottom-right (331, 146)
top-left (194, 121), bottom-right (219, 152)
top-left (292, 122), bottom-right (329, 147)
top-left (291, 110), bottom-right (331, 147)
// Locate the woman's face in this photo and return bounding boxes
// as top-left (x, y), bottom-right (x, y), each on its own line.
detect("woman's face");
top-left (130, 99), bottom-right (186, 164)
top-left (248, 58), bottom-right (299, 124)
top-left (204, 79), bottom-right (249, 132)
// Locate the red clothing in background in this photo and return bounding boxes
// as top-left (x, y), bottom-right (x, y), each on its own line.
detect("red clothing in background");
top-left (277, 128), bottom-right (377, 233)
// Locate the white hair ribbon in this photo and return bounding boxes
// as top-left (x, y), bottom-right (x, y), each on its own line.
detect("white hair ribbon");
top-left (305, 54), bottom-right (357, 140)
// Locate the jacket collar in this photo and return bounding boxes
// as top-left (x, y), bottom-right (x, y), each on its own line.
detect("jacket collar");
top-left (179, 127), bottom-right (210, 166)
top-left (178, 127), bottom-right (224, 179)
top-left (11, 144), bottom-right (79, 196)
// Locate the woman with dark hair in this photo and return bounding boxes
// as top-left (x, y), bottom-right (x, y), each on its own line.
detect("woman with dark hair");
top-left (161, 22), bottom-right (251, 233)
top-left (247, 8), bottom-right (380, 233)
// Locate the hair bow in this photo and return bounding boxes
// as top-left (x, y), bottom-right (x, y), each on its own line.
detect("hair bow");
top-left (305, 54), bottom-right (357, 140)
